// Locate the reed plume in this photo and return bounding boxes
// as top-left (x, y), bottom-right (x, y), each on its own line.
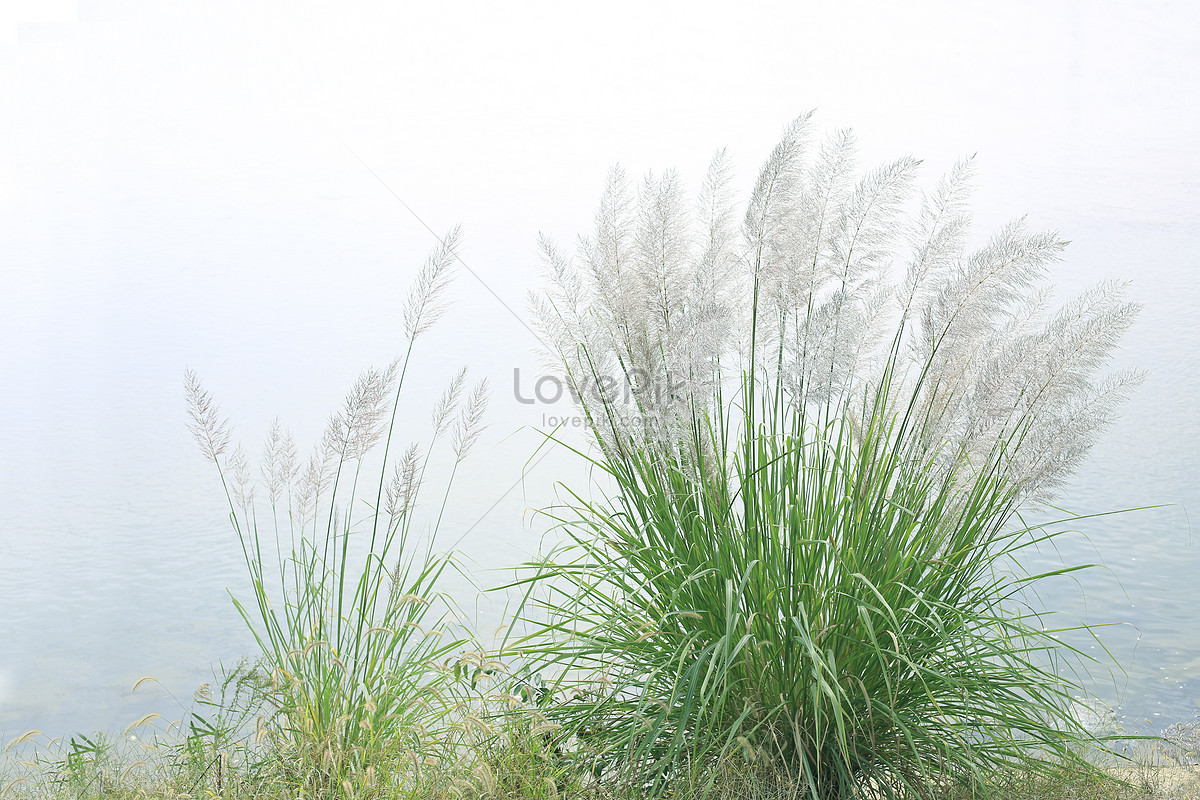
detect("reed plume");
top-left (533, 113), bottom-right (1141, 503)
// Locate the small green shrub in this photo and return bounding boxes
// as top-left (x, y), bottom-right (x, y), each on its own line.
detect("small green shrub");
top-left (185, 229), bottom-right (489, 796)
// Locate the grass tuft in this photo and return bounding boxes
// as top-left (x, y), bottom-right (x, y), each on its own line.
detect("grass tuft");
top-left (511, 115), bottom-right (1146, 798)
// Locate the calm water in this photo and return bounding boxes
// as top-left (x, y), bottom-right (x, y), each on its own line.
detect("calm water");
top-left (2, 211), bottom-right (1198, 742)
top-left (3, 0), bottom-right (1199, 744)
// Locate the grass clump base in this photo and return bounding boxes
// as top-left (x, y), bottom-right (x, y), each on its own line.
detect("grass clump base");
top-left (3, 717), bottom-right (1198, 800)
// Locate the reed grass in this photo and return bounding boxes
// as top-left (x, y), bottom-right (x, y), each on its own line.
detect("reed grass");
top-left (503, 354), bottom-right (1134, 798)
top-left (180, 230), bottom-right (490, 796)
top-left (506, 116), bottom-right (1146, 798)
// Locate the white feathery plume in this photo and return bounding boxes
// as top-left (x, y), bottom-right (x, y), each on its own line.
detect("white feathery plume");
top-left (974, 281), bottom-right (1142, 498)
top-left (531, 234), bottom-right (605, 406)
top-left (453, 379), bottom-right (490, 462)
top-left (627, 168), bottom-right (698, 425)
top-left (531, 114), bottom-right (1142, 505)
top-left (322, 360), bottom-right (401, 463)
top-left (1011, 368), bottom-right (1144, 501)
top-left (432, 367), bottom-right (468, 441)
top-left (260, 418), bottom-right (298, 508)
top-left (532, 234), bottom-right (587, 354)
top-left (695, 149), bottom-right (739, 289)
top-left (226, 443), bottom-right (255, 515)
top-left (385, 442), bottom-right (423, 532)
top-left (920, 221), bottom-right (1066, 369)
top-left (404, 226), bottom-right (462, 341)
top-left (633, 168), bottom-right (693, 340)
top-left (1022, 280), bottom-right (1141, 419)
top-left (767, 129), bottom-right (859, 397)
top-left (914, 222), bottom-right (1070, 460)
top-left (690, 149), bottom-right (742, 352)
top-left (803, 156), bottom-right (920, 405)
top-left (184, 369), bottom-right (231, 463)
top-left (294, 446), bottom-right (333, 532)
top-left (775, 128), bottom-right (857, 315)
top-left (827, 156), bottom-right (920, 291)
top-left (582, 166), bottom-right (641, 364)
top-left (900, 156), bottom-right (976, 322)
top-left (743, 112), bottom-right (813, 280)
top-left (667, 150), bottom-right (741, 418)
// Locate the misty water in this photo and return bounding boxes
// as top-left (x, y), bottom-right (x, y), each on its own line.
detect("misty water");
top-left (2, 0), bottom-right (1199, 749)
top-left (3, 204), bottom-right (1198, 743)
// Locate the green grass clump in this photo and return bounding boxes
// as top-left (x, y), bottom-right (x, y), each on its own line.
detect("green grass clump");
top-left (504, 362), bottom-right (1117, 798)
top-left (509, 116), bottom-right (1145, 798)
top-left (181, 230), bottom-right (489, 797)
